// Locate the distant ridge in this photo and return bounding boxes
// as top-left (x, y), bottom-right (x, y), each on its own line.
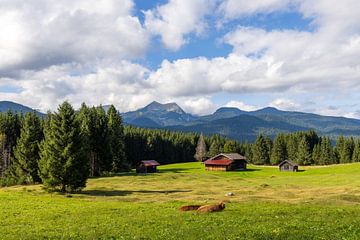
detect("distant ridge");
top-left (0, 101), bottom-right (44, 116)
top-left (122, 101), bottom-right (360, 141)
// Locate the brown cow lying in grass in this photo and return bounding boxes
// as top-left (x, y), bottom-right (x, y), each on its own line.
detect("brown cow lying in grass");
top-left (179, 205), bottom-right (202, 211)
top-left (179, 202), bottom-right (225, 213)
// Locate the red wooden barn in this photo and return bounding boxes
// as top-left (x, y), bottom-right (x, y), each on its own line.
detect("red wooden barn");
top-left (204, 153), bottom-right (247, 171)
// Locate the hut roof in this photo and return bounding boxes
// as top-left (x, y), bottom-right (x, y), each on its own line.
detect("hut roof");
top-left (279, 160), bottom-right (298, 167)
top-left (203, 159), bottom-right (233, 166)
top-left (140, 160), bottom-right (160, 167)
top-left (209, 153), bottom-right (246, 161)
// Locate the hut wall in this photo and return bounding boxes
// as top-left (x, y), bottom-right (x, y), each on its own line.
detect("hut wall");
top-left (205, 165), bottom-right (228, 171)
top-left (280, 163), bottom-right (297, 172)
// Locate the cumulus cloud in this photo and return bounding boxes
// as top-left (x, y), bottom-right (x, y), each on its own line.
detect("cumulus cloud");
top-left (144, 0), bottom-right (216, 50)
top-left (218, 0), bottom-right (291, 19)
top-left (225, 101), bottom-right (258, 111)
top-left (0, 0), bottom-right (149, 74)
top-left (270, 98), bottom-right (300, 111)
top-left (181, 97), bottom-right (216, 115)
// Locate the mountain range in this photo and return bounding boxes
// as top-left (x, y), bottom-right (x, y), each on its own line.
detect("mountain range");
top-left (122, 101), bottom-right (360, 141)
top-left (1, 100), bottom-right (360, 141)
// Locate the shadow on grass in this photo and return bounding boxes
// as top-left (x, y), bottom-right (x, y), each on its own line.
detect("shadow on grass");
top-left (242, 169), bottom-right (261, 172)
top-left (159, 168), bottom-right (200, 173)
top-left (79, 189), bottom-right (192, 197)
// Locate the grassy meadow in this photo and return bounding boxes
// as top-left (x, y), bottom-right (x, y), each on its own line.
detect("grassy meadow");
top-left (2, 162), bottom-right (360, 239)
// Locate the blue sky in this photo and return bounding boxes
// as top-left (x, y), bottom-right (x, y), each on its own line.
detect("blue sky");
top-left (0, 0), bottom-right (360, 118)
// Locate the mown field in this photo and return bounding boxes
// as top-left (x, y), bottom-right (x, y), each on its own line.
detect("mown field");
top-left (2, 162), bottom-right (360, 239)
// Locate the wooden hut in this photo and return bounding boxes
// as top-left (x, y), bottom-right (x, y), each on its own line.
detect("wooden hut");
top-left (204, 153), bottom-right (247, 171)
top-left (136, 160), bottom-right (160, 173)
top-left (279, 160), bottom-right (298, 172)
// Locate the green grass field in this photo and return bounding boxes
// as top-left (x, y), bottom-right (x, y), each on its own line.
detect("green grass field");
top-left (2, 162), bottom-right (360, 239)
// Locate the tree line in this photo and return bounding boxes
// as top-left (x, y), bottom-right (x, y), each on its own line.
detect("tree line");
top-left (1, 102), bottom-right (360, 192)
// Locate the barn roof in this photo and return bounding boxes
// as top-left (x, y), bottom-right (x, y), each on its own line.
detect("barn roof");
top-left (209, 153), bottom-right (246, 161)
top-left (204, 159), bottom-right (233, 166)
top-left (140, 160), bottom-right (160, 167)
top-left (279, 160), bottom-right (298, 167)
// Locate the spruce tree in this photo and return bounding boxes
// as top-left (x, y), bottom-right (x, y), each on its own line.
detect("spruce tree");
top-left (39, 102), bottom-right (89, 192)
top-left (286, 135), bottom-right (298, 162)
top-left (352, 139), bottom-right (360, 162)
top-left (320, 137), bottom-right (336, 165)
top-left (0, 111), bottom-right (21, 176)
top-left (13, 112), bottom-right (43, 183)
top-left (252, 134), bottom-right (269, 165)
top-left (296, 136), bottom-right (312, 165)
top-left (312, 143), bottom-right (322, 165)
top-left (107, 105), bottom-right (128, 172)
top-left (223, 140), bottom-right (238, 153)
top-left (208, 139), bottom-right (222, 157)
top-left (336, 136), bottom-right (354, 163)
top-left (270, 134), bottom-right (287, 165)
top-left (194, 134), bottom-right (207, 161)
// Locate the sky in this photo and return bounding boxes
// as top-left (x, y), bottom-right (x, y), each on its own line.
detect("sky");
top-left (0, 0), bottom-right (360, 118)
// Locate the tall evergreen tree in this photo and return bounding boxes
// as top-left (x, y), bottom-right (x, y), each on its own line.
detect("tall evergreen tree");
top-left (252, 134), bottom-right (269, 165)
top-left (208, 136), bottom-right (223, 157)
top-left (352, 139), bottom-right (360, 162)
top-left (296, 136), bottom-right (312, 165)
top-left (107, 105), bottom-right (128, 172)
top-left (270, 134), bottom-right (287, 165)
top-left (286, 135), bottom-right (298, 162)
top-left (336, 136), bottom-right (354, 163)
top-left (223, 140), bottom-right (239, 153)
top-left (320, 137), bottom-right (336, 165)
top-left (312, 143), bottom-right (322, 165)
top-left (13, 112), bottom-right (43, 183)
top-left (194, 134), bottom-right (207, 161)
top-left (39, 102), bottom-right (89, 192)
top-left (0, 111), bottom-right (21, 176)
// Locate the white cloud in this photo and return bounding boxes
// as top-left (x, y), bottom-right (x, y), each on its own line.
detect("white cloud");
top-left (181, 97), bottom-right (216, 115)
top-left (2, 61), bottom-right (152, 112)
top-left (270, 98), bottom-right (300, 111)
top-left (225, 101), bottom-right (258, 111)
top-left (0, 0), bottom-right (149, 73)
top-left (144, 0), bottom-right (216, 50)
top-left (218, 0), bottom-right (291, 19)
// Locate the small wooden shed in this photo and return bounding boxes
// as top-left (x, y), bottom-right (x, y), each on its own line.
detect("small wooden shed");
top-left (204, 153), bottom-right (247, 171)
top-left (279, 160), bottom-right (298, 172)
top-left (136, 160), bottom-right (160, 173)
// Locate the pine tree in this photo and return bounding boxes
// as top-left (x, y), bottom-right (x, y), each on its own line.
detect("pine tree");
top-left (352, 139), bottom-right (360, 162)
top-left (296, 136), bottom-right (312, 165)
top-left (223, 140), bottom-right (238, 153)
top-left (0, 111), bottom-right (21, 176)
top-left (39, 102), bottom-right (89, 192)
top-left (270, 134), bottom-right (287, 165)
top-left (312, 143), bottom-right (322, 165)
top-left (194, 134), bottom-right (207, 161)
top-left (252, 134), bottom-right (269, 165)
top-left (208, 138), bottom-right (222, 157)
top-left (336, 136), bottom-right (354, 163)
top-left (13, 112), bottom-right (43, 183)
top-left (107, 105), bottom-right (128, 172)
top-left (286, 135), bottom-right (298, 162)
top-left (320, 137), bottom-right (336, 165)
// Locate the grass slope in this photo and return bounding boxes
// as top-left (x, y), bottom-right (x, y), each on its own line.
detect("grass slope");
top-left (2, 163), bottom-right (360, 239)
